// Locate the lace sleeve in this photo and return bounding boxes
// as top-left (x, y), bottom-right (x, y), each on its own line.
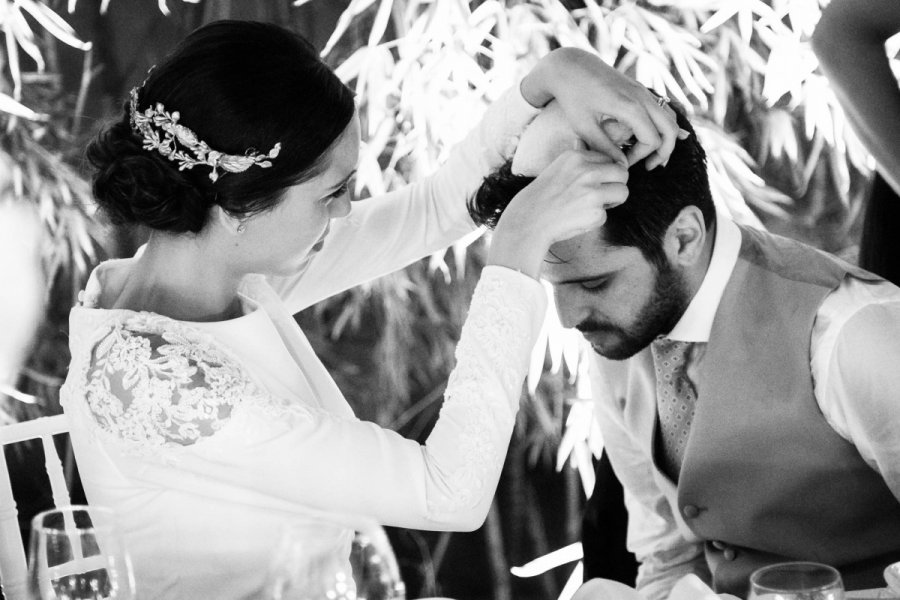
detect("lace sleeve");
top-left (418, 266), bottom-right (546, 526)
top-left (71, 269), bottom-right (545, 531)
top-left (83, 314), bottom-right (256, 448)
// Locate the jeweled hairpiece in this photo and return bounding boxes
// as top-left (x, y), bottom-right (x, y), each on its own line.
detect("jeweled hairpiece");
top-left (128, 86), bottom-right (281, 182)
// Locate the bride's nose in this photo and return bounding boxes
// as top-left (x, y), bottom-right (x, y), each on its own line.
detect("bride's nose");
top-left (330, 193), bottom-right (352, 218)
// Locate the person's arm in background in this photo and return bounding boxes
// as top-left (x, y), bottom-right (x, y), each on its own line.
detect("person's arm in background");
top-left (0, 204), bottom-right (44, 410)
top-left (811, 0), bottom-right (900, 196)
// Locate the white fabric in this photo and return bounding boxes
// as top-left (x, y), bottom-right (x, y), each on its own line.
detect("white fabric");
top-left (590, 215), bottom-right (900, 600)
top-left (60, 85), bottom-right (544, 600)
top-left (573, 574), bottom-right (740, 600)
top-left (510, 100), bottom-right (578, 176)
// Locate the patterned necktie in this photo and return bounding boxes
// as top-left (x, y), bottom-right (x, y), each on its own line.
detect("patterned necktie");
top-left (651, 337), bottom-right (697, 481)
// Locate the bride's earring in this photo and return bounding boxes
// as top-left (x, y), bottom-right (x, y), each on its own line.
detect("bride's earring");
top-left (236, 222), bottom-right (246, 234)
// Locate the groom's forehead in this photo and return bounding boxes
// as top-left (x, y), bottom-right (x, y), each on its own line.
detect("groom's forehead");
top-left (545, 230), bottom-right (626, 268)
top-left (543, 242), bottom-right (643, 287)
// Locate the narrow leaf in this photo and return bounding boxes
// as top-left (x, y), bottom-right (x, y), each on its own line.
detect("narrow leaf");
top-left (16, 0), bottom-right (91, 50)
top-left (367, 0), bottom-right (393, 47)
top-left (321, 0), bottom-right (379, 57)
top-left (0, 91), bottom-right (45, 120)
top-left (11, 9), bottom-right (45, 71)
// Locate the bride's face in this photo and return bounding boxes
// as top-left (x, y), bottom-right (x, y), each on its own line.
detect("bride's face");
top-left (234, 111), bottom-right (361, 276)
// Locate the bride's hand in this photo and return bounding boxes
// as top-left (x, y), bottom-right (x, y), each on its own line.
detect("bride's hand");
top-left (487, 149), bottom-right (628, 279)
top-left (520, 47), bottom-right (684, 170)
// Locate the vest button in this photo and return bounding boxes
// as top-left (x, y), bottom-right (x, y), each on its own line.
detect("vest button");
top-left (723, 548), bottom-right (737, 561)
top-left (682, 505), bottom-right (701, 519)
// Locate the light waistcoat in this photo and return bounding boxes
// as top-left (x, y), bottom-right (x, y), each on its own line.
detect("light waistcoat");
top-left (631, 226), bottom-right (900, 596)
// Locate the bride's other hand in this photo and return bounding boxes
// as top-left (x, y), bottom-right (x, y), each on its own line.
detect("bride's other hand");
top-left (520, 47), bottom-right (683, 170)
top-left (487, 149), bottom-right (628, 279)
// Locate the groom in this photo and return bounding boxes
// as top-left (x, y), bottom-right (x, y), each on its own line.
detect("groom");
top-left (468, 100), bottom-right (900, 598)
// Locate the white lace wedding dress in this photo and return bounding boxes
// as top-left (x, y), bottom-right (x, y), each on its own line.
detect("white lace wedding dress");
top-left (60, 87), bottom-right (545, 600)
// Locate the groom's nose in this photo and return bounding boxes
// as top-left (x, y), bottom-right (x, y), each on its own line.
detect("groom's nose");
top-left (553, 285), bottom-right (593, 330)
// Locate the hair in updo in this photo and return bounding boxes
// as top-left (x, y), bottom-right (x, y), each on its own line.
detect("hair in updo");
top-left (87, 20), bottom-right (356, 233)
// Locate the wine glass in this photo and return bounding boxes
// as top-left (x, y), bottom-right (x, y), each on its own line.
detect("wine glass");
top-left (27, 505), bottom-right (135, 600)
top-left (265, 520), bottom-right (406, 600)
top-left (265, 524), bottom-right (357, 600)
top-left (748, 562), bottom-right (845, 600)
top-left (350, 524), bottom-right (406, 600)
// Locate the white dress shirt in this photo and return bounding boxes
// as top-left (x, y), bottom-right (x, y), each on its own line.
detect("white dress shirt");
top-left (591, 213), bottom-right (900, 600)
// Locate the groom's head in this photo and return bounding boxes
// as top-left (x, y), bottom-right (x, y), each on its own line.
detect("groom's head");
top-left (468, 101), bottom-right (716, 359)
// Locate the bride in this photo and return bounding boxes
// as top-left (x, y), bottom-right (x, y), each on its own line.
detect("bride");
top-left (60, 19), bottom-right (679, 599)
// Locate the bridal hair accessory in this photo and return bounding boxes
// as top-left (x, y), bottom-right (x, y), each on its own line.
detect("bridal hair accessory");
top-left (128, 86), bottom-right (281, 182)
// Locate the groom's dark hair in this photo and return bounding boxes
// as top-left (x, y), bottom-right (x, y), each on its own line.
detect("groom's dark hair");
top-left (467, 103), bottom-right (715, 269)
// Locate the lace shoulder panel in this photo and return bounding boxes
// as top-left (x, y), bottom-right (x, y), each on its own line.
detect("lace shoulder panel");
top-left (83, 313), bottom-right (262, 448)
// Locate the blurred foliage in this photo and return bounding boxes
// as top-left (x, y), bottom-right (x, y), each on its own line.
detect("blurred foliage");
top-left (2, 0), bottom-right (897, 598)
top-left (1, 0), bottom-right (100, 423)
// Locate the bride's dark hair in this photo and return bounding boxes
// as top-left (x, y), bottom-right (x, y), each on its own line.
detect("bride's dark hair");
top-left (86, 20), bottom-right (355, 233)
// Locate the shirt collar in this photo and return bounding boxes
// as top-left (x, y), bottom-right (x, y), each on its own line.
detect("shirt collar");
top-left (666, 210), bottom-right (741, 343)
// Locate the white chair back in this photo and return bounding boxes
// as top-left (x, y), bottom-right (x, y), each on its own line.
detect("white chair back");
top-left (0, 413), bottom-right (73, 600)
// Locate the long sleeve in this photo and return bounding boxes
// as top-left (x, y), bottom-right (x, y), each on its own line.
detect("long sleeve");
top-left (68, 267), bottom-right (546, 531)
top-left (811, 277), bottom-right (900, 504)
top-left (589, 358), bottom-right (708, 600)
top-left (268, 85), bottom-right (540, 314)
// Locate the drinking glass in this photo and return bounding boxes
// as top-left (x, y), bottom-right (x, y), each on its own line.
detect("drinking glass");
top-left (266, 536), bottom-right (355, 600)
top-left (350, 525), bottom-right (406, 600)
top-left (27, 505), bottom-right (135, 600)
top-left (748, 562), bottom-right (845, 600)
top-left (265, 521), bottom-right (405, 600)
top-left (262, 521), bottom-right (356, 600)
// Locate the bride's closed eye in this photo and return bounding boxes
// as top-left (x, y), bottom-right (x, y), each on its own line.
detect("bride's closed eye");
top-left (325, 181), bottom-right (350, 200)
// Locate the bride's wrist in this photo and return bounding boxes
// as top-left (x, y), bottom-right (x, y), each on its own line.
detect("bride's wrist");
top-left (486, 223), bottom-right (549, 280)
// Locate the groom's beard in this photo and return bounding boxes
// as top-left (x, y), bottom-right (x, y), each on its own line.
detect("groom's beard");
top-left (578, 262), bottom-right (691, 361)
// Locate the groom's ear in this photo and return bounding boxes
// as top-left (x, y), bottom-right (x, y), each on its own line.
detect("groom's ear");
top-left (664, 205), bottom-right (706, 267)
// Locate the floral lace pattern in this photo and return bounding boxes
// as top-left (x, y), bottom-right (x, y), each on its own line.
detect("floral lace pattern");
top-left (80, 312), bottom-right (298, 451)
top-left (64, 268), bottom-right (544, 525)
top-left (426, 273), bottom-right (535, 517)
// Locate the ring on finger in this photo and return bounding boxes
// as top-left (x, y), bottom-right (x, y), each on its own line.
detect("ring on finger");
top-left (655, 95), bottom-right (670, 108)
